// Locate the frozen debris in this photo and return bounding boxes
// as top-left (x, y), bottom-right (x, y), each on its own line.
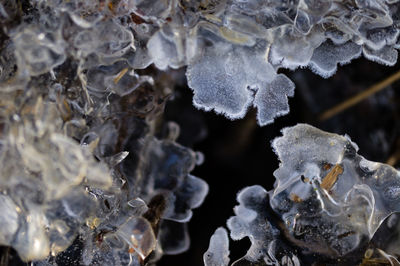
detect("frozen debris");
top-left (204, 227), bottom-right (230, 266)
top-left (208, 124), bottom-right (400, 264)
top-left (0, 94), bottom-right (112, 261)
top-left (272, 124), bottom-right (400, 256)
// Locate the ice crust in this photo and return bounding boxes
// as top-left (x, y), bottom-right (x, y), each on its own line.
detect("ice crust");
top-left (206, 124), bottom-right (400, 265)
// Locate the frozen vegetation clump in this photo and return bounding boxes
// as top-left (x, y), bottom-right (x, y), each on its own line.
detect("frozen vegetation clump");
top-left (0, 1), bottom-right (208, 265)
top-left (206, 124), bottom-right (400, 265)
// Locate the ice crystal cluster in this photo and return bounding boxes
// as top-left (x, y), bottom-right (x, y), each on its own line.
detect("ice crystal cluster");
top-left (145, 0), bottom-right (400, 125)
top-left (206, 124), bottom-right (400, 265)
top-left (5, 0), bottom-right (396, 127)
top-left (0, 0), bottom-right (208, 265)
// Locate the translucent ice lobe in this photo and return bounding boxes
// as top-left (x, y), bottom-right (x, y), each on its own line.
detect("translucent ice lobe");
top-left (147, 27), bottom-right (188, 70)
top-left (158, 221), bottom-right (190, 255)
top-left (13, 26), bottom-right (66, 76)
top-left (13, 212), bottom-right (50, 261)
top-left (116, 217), bottom-right (156, 260)
top-left (186, 43), bottom-right (254, 119)
top-left (135, 138), bottom-right (208, 223)
top-left (271, 124), bottom-right (400, 256)
top-left (363, 45), bottom-right (399, 66)
top-left (226, 185), bottom-right (299, 265)
top-left (309, 41), bottom-right (362, 78)
top-left (227, 186), bottom-right (273, 242)
top-left (204, 227), bottom-right (230, 266)
top-left (270, 27), bottom-right (325, 69)
top-left (187, 38), bottom-right (294, 124)
top-left (253, 74), bottom-right (295, 126)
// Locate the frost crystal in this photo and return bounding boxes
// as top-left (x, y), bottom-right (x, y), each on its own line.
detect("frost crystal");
top-left (130, 0), bottom-right (400, 124)
top-left (207, 124), bottom-right (400, 265)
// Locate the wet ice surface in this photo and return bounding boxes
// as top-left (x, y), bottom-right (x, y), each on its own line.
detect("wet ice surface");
top-left (206, 124), bottom-right (400, 265)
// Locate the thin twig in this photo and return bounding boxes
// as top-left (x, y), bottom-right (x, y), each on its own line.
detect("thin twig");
top-left (114, 68), bottom-right (129, 84)
top-left (319, 70), bottom-right (400, 121)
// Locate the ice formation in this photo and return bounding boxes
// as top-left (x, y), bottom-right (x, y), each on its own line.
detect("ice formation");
top-left (271, 124), bottom-right (400, 256)
top-left (1, 0), bottom-right (400, 264)
top-left (141, 0), bottom-right (400, 124)
top-left (0, 1), bottom-right (208, 265)
top-left (203, 227), bottom-right (230, 266)
top-left (5, 0), bottom-right (397, 127)
top-left (206, 124), bottom-right (400, 265)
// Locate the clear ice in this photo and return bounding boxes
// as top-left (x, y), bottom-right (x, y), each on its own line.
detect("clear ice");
top-left (0, 0), bottom-right (209, 264)
top-left (206, 124), bottom-right (400, 265)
